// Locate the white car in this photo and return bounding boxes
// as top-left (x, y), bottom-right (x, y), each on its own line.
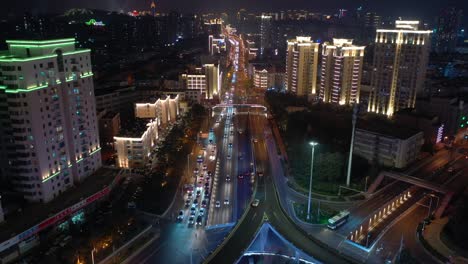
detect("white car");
top-left (224, 199), bottom-right (230, 205)
top-left (227, 155), bottom-right (231, 160)
top-left (215, 201), bottom-right (221, 208)
top-left (251, 199), bottom-right (260, 207)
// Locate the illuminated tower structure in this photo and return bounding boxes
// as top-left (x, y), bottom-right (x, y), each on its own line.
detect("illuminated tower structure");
top-left (319, 39), bottom-right (365, 105)
top-left (0, 39), bottom-right (101, 203)
top-left (150, 1), bottom-right (156, 16)
top-left (285, 36), bottom-right (319, 96)
top-left (368, 21), bottom-right (431, 116)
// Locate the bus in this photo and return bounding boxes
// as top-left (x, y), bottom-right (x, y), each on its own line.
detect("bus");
top-left (327, 210), bottom-right (350, 230)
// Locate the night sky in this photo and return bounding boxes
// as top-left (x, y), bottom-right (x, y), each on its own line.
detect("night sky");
top-left (2, 0), bottom-right (467, 25)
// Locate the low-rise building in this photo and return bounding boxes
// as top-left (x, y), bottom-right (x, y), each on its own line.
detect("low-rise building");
top-left (134, 95), bottom-right (180, 125)
top-left (394, 109), bottom-right (444, 145)
top-left (114, 118), bottom-right (158, 168)
top-left (354, 119), bottom-right (424, 168)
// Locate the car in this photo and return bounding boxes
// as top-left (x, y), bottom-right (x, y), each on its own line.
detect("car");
top-left (204, 192), bottom-right (210, 199)
top-left (188, 192), bottom-right (193, 198)
top-left (190, 206), bottom-right (196, 213)
top-left (196, 190), bottom-right (201, 197)
top-left (228, 143), bottom-right (233, 148)
top-left (227, 155), bottom-right (231, 160)
top-left (230, 131), bottom-right (234, 135)
top-left (193, 199), bottom-right (199, 206)
top-left (251, 199), bottom-right (260, 207)
top-left (207, 171), bottom-right (212, 176)
top-left (190, 210), bottom-right (196, 216)
top-left (188, 216), bottom-right (195, 226)
top-left (196, 216), bottom-right (203, 226)
top-left (224, 199), bottom-right (230, 205)
top-left (203, 165), bottom-right (207, 171)
top-left (204, 182), bottom-right (209, 188)
top-left (224, 134), bottom-right (228, 138)
top-left (448, 167), bottom-right (454, 173)
top-left (238, 174), bottom-right (244, 179)
top-left (257, 171), bottom-right (264, 177)
top-left (226, 176), bottom-right (231, 182)
top-left (177, 210), bottom-right (184, 221)
top-left (199, 208), bottom-right (205, 216)
top-left (201, 200), bottom-right (207, 207)
top-left (253, 138), bottom-right (258, 143)
top-left (194, 168), bottom-right (199, 174)
top-left (185, 199), bottom-right (191, 207)
top-left (215, 201), bottom-right (221, 208)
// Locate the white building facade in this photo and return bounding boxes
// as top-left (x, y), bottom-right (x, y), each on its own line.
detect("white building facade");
top-left (0, 38), bottom-right (101, 203)
top-left (353, 127), bottom-right (424, 168)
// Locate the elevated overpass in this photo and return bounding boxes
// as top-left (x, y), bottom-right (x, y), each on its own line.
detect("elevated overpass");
top-left (367, 171), bottom-right (453, 218)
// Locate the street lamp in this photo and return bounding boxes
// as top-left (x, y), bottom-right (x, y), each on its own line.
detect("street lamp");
top-left (307, 141), bottom-right (318, 221)
top-left (91, 248), bottom-right (97, 264)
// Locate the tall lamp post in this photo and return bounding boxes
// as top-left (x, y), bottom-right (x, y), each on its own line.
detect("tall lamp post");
top-left (346, 104), bottom-right (359, 187)
top-left (307, 141), bottom-right (318, 221)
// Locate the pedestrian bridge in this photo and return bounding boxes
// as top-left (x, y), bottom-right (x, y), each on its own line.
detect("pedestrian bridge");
top-left (212, 104), bottom-right (267, 111)
top-left (367, 171), bottom-right (453, 218)
top-left (235, 222), bottom-right (320, 264)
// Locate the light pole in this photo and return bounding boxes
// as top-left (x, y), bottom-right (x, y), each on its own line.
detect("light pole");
top-left (91, 248), bottom-right (96, 264)
top-left (346, 104), bottom-right (359, 187)
top-left (307, 141), bottom-right (318, 221)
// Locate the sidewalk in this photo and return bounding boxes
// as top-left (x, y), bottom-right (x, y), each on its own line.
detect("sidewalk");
top-left (424, 217), bottom-right (468, 263)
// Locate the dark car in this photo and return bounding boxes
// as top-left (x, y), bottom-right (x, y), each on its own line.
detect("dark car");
top-left (196, 216), bottom-right (203, 226)
top-left (177, 210), bottom-right (184, 221)
top-left (188, 216), bottom-right (195, 226)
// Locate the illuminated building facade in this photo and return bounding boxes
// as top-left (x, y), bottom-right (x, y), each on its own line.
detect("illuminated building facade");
top-left (368, 21), bottom-right (431, 116)
top-left (209, 35), bottom-right (226, 55)
top-left (319, 39), bottom-right (365, 105)
top-left (0, 39), bottom-right (101, 202)
top-left (180, 64), bottom-right (220, 99)
top-left (285, 36), bottom-right (319, 96)
top-left (115, 95), bottom-right (180, 168)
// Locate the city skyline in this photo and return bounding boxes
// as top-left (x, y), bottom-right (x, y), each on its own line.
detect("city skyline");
top-left (2, 0), bottom-right (467, 25)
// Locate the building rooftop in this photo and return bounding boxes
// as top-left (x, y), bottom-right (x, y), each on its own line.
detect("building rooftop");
top-left (357, 118), bottom-right (422, 140)
top-left (0, 167), bottom-right (118, 243)
top-left (395, 108), bottom-right (438, 120)
top-left (117, 117), bottom-right (153, 138)
top-left (102, 111), bottom-right (119, 120)
top-left (94, 85), bottom-right (136, 97)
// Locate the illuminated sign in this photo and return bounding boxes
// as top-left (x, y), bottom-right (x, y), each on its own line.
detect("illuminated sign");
top-left (85, 19), bottom-right (106, 26)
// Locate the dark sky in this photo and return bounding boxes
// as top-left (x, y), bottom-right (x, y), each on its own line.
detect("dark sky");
top-left (2, 0), bottom-right (467, 25)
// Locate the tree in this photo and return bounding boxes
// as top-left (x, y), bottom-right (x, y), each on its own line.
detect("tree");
top-left (446, 196), bottom-right (468, 250)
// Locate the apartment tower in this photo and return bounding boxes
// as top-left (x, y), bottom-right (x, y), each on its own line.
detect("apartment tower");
top-left (368, 21), bottom-right (431, 116)
top-left (285, 36), bottom-right (319, 96)
top-left (319, 39), bottom-right (365, 105)
top-left (0, 38), bottom-right (101, 202)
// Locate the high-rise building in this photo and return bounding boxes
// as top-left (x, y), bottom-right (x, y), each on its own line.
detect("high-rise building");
top-left (319, 39), bottom-right (365, 105)
top-left (180, 64), bottom-right (220, 99)
top-left (204, 64), bottom-right (220, 99)
top-left (0, 38), bottom-right (101, 203)
top-left (260, 14), bottom-right (272, 55)
top-left (433, 7), bottom-right (463, 53)
top-left (368, 21), bottom-right (431, 116)
top-left (364, 12), bottom-right (381, 29)
top-left (284, 36), bottom-right (319, 96)
top-left (150, 1), bottom-right (156, 16)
